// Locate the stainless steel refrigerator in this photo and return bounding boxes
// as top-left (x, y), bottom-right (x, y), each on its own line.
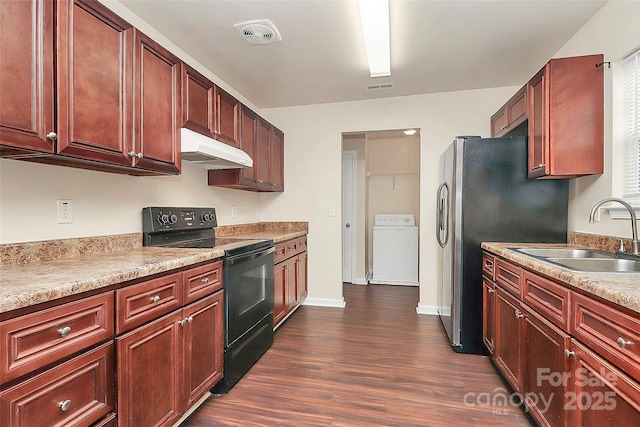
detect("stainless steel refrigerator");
top-left (436, 136), bottom-right (569, 354)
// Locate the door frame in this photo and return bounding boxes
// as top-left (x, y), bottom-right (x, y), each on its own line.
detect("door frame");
top-left (342, 150), bottom-right (358, 283)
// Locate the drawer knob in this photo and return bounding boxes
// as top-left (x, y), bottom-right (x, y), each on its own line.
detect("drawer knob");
top-left (487, 287), bottom-right (495, 294)
top-left (564, 349), bottom-right (575, 357)
top-left (201, 277), bottom-right (209, 283)
top-left (58, 326), bottom-right (72, 338)
top-left (150, 295), bottom-right (160, 304)
top-left (58, 400), bottom-right (72, 412)
top-left (617, 337), bottom-right (633, 348)
top-left (514, 309), bottom-right (524, 319)
top-left (187, 316), bottom-right (193, 323)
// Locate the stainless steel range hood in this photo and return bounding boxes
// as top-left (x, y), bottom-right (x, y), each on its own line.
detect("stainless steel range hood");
top-left (180, 128), bottom-right (253, 169)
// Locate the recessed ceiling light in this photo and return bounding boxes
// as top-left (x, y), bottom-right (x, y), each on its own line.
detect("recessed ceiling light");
top-left (403, 129), bottom-right (417, 136)
top-left (358, 0), bottom-right (390, 77)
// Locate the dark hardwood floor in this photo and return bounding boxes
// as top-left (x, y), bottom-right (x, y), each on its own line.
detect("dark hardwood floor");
top-left (182, 284), bottom-right (534, 427)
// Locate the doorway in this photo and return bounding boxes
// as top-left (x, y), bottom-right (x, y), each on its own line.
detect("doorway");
top-left (341, 130), bottom-right (421, 286)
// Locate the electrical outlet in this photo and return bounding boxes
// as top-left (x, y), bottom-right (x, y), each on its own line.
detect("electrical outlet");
top-left (57, 199), bottom-right (73, 224)
top-left (231, 206), bottom-right (237, 218)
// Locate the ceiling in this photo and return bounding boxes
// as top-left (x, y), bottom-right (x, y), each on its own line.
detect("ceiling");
top-left (120, 0), bottom-right (607, 109)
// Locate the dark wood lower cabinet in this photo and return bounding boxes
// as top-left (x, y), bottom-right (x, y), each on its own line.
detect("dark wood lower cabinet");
top-left (569, 339), bottom-right (640, 425)
top-left (482, 278), bottom-right (496, 354)
top-left (494, 286), bottom-right (523, 393)
top-left (522, 305), bottom-right (570, 427)
top-left (483, 251), bottom-right (640, 427)
top-left (116, 291), bottom-right (224, 427)
top-left (273, 237), bottom-right (308, 330)
top-left (117, 311), bottom-right (182, 427)
top-left (0, 342), bottom-right (114, 427)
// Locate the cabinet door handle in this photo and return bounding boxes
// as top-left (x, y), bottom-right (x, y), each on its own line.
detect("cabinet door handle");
top-left (179, 319), bottom-right (187, 326)
top-left (533, 163), bottom-right (546, 170)
top-left (514, 309), bottom-right (524, 319)
top-left (150, 295), bottom-right (160, 304)
top-left (617, 337), bottom-right (633, 348)
top-left (58, 400), bottom-right (72, 412)
top-left (128, 151), bottom-right (143, 159)
top-left (47, 131), bottom-right (58, 140)
top-left (187, 316), bottom-right (193, 323)
top-left (501, 124), bottom-right (507, 130)
top-left (564, 349), bottom-right (575, 357)
top-left (487, 287), bottom-right (495, 294)
top-left (57, 326), bottom-right (72, 337)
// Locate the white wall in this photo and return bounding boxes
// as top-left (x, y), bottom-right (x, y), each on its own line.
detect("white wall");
top-left (260, 87), bottom-right (519, 308)
top-left (0, 159), bottom-right (260, 243)
top-left (555, 0), bottom-right (640, 238)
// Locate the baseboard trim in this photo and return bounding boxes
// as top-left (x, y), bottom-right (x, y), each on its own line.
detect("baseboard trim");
top-left (350, 277), bottom-right (368, 285)
top-left (416, 303), bottom-right (439, 315)
top-left (301, 297), bottom-right (346, 308)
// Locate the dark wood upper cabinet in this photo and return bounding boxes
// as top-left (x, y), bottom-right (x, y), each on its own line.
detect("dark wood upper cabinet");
top-left (527, 54), bottom-right (604, 178)
top-left (56, 0), bottom-right (133, 167)
top-left (133, 29), bottom-right (181, 174)
top-left (490, 86), bottom-right (526, 137)
top-left (0, 0), bottom-right (55, 155)
top-left (270, 127), bottom-right (284, 191)
top-left (256, 117), bottom-right (272, 187)
top-left (213, 87), bottom-right (241, 147)
top-left (181, 64), bottom-right (215, 137)
top-left (239, 105), bottom-right (258, 185)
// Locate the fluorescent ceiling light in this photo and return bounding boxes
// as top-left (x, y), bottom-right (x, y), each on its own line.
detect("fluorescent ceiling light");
top-left (359, 0), bottom-right (390, 77)
top-left (403, 129), bottom-right (417, 136)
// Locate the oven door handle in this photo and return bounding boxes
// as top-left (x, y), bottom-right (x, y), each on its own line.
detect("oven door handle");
top-left (227, 246), bottom-right (275, 265)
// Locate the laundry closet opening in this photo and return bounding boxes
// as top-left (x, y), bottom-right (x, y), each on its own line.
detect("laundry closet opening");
top-left (341, 129), bottom-right (421, 287)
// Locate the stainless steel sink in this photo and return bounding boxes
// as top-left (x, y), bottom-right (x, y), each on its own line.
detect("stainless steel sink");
top-left (513, 247), bottom-right (614, 259)
top-left (546, 257), bottom-right (640, 273)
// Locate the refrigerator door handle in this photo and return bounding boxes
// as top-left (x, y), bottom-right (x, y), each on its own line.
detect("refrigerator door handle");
top-left (436, 182), bottom-right (449, 248)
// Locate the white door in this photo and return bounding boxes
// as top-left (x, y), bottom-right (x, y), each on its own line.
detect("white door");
top-left (342, 151), bottom-right (357, 283)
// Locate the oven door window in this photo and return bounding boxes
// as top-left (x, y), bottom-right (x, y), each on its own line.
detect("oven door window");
top-left (225, 250), bottom-right (274, 346)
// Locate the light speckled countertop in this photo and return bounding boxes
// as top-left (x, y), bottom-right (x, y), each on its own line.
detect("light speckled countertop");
top-left (482, 242), bottom-right (640, 314)
top-left (0, 228), bottom-right (306, 315)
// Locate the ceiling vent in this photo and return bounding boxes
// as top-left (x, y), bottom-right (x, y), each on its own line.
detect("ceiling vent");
top-left (366, 83), bottom-right (394, 91)
top-left (233, 20), bottom-right (282, 45)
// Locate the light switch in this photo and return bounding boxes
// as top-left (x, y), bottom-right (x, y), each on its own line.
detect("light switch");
top-left (328, 205), bottom-right (336, 217)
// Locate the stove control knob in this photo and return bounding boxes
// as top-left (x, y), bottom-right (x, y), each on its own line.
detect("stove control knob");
top-left (158, 214), bottom-right (170, 225)
top-left (202, 213), bottom-right (210, 222)
top-left (169, 214), bottom-right (178, 224)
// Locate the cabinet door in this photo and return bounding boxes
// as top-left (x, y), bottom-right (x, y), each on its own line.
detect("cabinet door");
top-left (239, 105), bottom-right (258, 185)
top-left (482, 278), bottom-right (496, 354)
top-left (56, 0), bottom-right (133, 166)
top-left (213, 87), bottom-right (240, 147)
top-left (522, 305), bottom-right (571, 427)
top-left (116, 311), bottom-right (182, 427)
top-left (568, 339), bottom-right (640, 425)
top-left (270, 127), bottom-right (284, 191)
top-left (273, 262), bottom-right (287, 328)
top-left (297, 251), bottom-right (308, 301)
top-left (256, 117), bottom-right (271, 187)
top-left (181, 64), bottom-right (214, 137)
top-left (527, 66), bottom-right (548, 178)
top-left (182, 292), bottom-right (223, 410)
top-left (0, 0), bottom-right (55, 155)
top-left (494, 286), bottom-right (524, 393)
top-left (286, 257), bottom-right (298, 311)
top-left (133, 30), bottom-right (181, 174)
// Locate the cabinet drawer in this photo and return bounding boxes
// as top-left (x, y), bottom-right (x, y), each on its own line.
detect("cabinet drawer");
top-left (571, 292), bottom-right (640, 381)
top-left (0, 341), bottom-right (115, 427)
top-left (1, 293), bottom-right (114, 385)
top-left (495, 258), bottom-right (522, 297)
top-left (482, 252), bottom-right (495, 280)
top-left (116, 272), bottom-right (182, 334)
top-left (183, 260), bottom-right (223, 304)
top-left (522, 271), bottom-right (570, 330)
top-left (274, 242), bottom-right (287, 264)
top-left (297, 236), bottom-right (307, 252)
top-left (284, 239), bottom-right (298, 258)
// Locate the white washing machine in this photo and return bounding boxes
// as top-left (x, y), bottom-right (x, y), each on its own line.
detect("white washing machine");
top-left (370, 214), bottom-right (419, 286)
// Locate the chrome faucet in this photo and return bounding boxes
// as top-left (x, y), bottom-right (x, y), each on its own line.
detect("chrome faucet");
top-left (588, 198), bottom-right (639, 256)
